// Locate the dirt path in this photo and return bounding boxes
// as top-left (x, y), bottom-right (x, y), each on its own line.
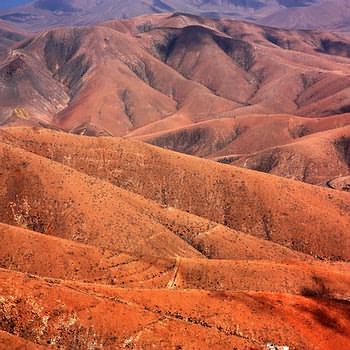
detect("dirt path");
top-left (167, 256), bottom-right (181, 289)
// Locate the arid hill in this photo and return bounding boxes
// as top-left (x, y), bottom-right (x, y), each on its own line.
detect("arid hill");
top-left (2, 126), bottom-right (350, 261)
top-left (0, 126), bottom-right (349, 348)
top-left (229, 125), bottom-right (350, 187)
top-left (135, 113), bottom-right (350, 156)
top-left (141, 113), bottom-right (350, 189)
top-left (3, 223), bottom-right (350, 296)
top-left (2, 14), bottom-right (350, 133)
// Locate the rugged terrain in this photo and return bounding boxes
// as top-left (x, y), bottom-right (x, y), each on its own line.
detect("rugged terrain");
top-left (0, 126), bottom-right (349, 349)
top-left (0, 9), bottom-right (350, 350)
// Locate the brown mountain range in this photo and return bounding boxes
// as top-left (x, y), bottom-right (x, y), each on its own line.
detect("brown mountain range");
top-left (3, 13), bottom-right (350, 131)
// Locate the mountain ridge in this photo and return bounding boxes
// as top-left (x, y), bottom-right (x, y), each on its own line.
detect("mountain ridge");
top-left (0, 0), bottom-right (345, 32)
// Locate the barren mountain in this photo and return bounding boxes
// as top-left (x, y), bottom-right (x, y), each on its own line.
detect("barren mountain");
top-left (2, 126), bottom-right (350, 261)
top-left (138, 113), bottom-right (350, 188)
top-left (2, 13), bottom-right (350, 137)
top-left (137, 113), bottom-right (350, 157)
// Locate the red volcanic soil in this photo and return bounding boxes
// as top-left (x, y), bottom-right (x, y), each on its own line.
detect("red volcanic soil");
top-left (0, 127), bottom-right (327, 262)
top-left (0, 223), bottom-right (177, 287)
top-left (0, 126), bottom-right (349, 348)
top-left (0, 269), bottom-right (349, 350)
top-left (2, 222), bottom-right (350, 298)
top-left (0, 330), bottom-right (45, 350)
top-left (3, 126), bottom-right (350, 260)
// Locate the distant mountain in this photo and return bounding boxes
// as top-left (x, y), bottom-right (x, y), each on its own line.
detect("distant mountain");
top-left (261, 0), bottom-right (350, 32)
top-left (0, 0), bottom-right (334, 32)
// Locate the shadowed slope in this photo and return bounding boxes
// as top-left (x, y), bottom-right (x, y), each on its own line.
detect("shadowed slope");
top-left (135, 113), bottom-right (350, 158)
top-left (231, 125), bottom-right (350, 187)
